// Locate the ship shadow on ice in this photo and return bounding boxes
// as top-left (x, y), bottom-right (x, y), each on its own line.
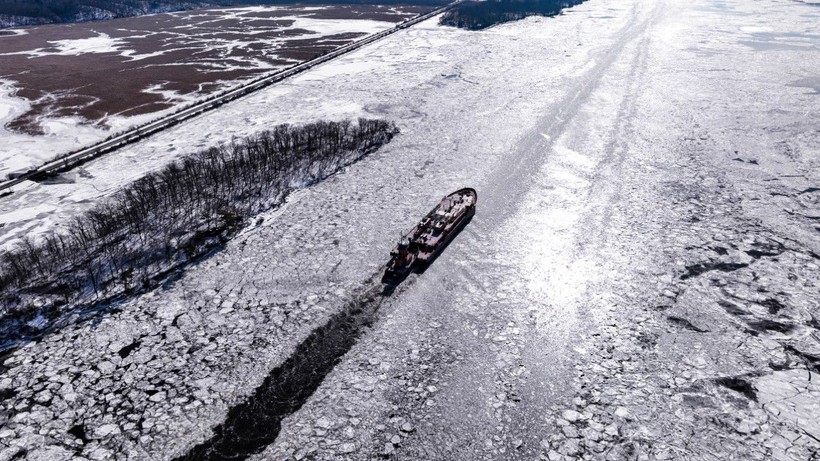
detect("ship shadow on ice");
top-left (173, 275), bottom-right (396, 461)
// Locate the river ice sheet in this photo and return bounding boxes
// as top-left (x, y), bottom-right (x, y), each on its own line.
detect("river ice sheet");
top-left (0, 0), bottom-right (819, 459)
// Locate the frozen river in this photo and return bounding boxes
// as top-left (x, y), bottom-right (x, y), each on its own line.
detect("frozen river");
top-left (0, 0), bottom-right (819, 459)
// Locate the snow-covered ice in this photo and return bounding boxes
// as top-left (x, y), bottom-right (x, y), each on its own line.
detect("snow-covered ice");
top-left (0, 0), bottom-right (819, 459)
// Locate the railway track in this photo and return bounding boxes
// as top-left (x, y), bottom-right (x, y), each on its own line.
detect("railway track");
top-left (0, 2), bottom-right (459, 195)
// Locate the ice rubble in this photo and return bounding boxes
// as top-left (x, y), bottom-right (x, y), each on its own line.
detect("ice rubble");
top-left (0, 0), bottom-right (818, 459)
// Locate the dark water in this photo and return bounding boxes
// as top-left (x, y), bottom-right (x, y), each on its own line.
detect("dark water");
top-left (173, 281), bottom-right (390, 461)
top-left (440, 0), bottom-right (587, 30)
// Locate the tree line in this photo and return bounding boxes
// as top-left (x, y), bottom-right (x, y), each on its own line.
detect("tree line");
top-left (439, 0), bottom-right (586, 30)
top-left (0, 0), bottom-right (205, 25)
top-left (0, 118), bottom-right (397, 331)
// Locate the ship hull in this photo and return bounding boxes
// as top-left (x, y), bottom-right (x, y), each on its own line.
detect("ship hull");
top-left (382, 188), bottom-right (476, 284)
top-left (381, 264), bottom-right (413, 284)
top-left (415, 204), bottom-right (474, 265)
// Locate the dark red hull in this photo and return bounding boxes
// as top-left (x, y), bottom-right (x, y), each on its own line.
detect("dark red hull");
top-left (382, 188), bottom-right (476, 284)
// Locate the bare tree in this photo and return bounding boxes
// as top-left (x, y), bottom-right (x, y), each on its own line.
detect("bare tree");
top-left (0, 119), bottom-right (398, 339)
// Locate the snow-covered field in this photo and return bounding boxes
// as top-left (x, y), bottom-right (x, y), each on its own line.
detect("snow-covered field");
top-left (0, 0), bottom-right (819, 459)
top-left (0, 4), bottom-right (422, 177)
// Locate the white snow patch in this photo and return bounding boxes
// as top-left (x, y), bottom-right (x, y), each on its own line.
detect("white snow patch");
top-left (51, 32), bottom-right (123, 55)
top-left (0, 79), bottom-right (27, 124)
top-left (740, 26), bottom-right (775, 33)
top-left (6, 32), bottom-right (126, 57)
top-left (756, 370), bottom-right (820, 440)
top-left (155, 300), bottom-right (185, 323)
top-left (140, 83), bottom-right (200, 107)
top-left (0, 204), bottom-right (57, 227)
top-left (0, 29), bottom-right (28, 37)
top-left (295, 17), bottom-right (392, 36)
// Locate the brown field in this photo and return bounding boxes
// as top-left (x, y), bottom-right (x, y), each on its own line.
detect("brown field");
top-left (0, 4), bottom-right (431, 134)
